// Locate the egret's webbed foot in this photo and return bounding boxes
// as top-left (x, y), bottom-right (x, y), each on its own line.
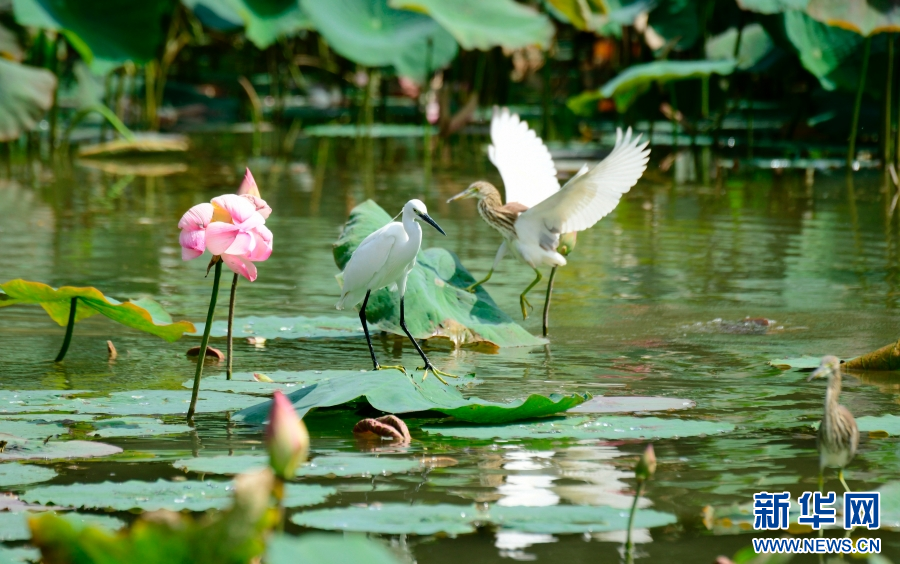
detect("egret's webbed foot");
top-left (419, 363), bottom-right (458, 385)
top-left (374, 363), bottom-right (407, 374)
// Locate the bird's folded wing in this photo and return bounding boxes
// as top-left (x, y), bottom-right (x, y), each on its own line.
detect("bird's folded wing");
top-left (488, 106), bottom-right (559, 209)
top-left (341, 224), bottom-right (400, 291)
top-left (516, 127), bottom-right (649, 236)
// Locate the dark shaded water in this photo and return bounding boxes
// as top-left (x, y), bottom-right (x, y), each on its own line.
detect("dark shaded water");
top-left (2, 133), bottom-right (900, 562)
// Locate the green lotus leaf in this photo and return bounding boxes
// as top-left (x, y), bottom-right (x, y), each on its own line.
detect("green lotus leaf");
top-left (0, 463), bottom-right (58, 487)
top-left (568, 396), bottom-right (695, 414)
top-left (22, 479), bottom-right (336, 512)
top-left (567, 59), bottom-right (737, 115)
top-left (182, 0), bottom-right (312, 49)
top-left (0, 436), bottom-right (122, 461)
top-left (857, 414), bottom-right (900, 436)
top-left (876, 482), bottom-right (900, 528)
top-left (191, 315), bottom-right (364, 341)
top-left (0, 390), bottom-right (261, 416)
top-left (782, 10), bottom-right (863, 90)
top-left (87, 417), bottom-right (193, 438)
top-left (705, 24), bottom-right (775, 70)
top-left (234, 369), bottom-right (586, 424)
top-left (0, 418), bottom-right (86, 440)
top-left (736, 0), bottom-right (809, 14)
top-left (768, 356), bottom-right (850, 370)
top-left (0, 391), bottom-right (88, 414)
top-left (0, 414), bottom-right (190, 439)
top-left (333, 200), bottom-right (546, 349)
top-left (647, 0), bottom-right (701, 51)
top-left (0, 546), bottom-right (39, 564)
top-left (0, 59), bottom-right (56, 142)
top-left (292, 503), bottom-right (677, 535)
top-left (267, 534), bottom-right (402, 564)
top-left (422, 415), bottom-right (734, 441)
top-left (173, 454), bottom-right (423, 477)
top-left (0, 280), bottom-right (195, 342)
top-left (389, 0), bottom-right (554, 50)
top-left (304, 124), bottom-right (437, 138)
top-left (0, 511), bottom-right (124, 542)
top-left (181, 370), bottom-right (338, 395)
top-left (739, 0), bottom-right (900, 36)
top-left (12, 0), bottom-right (171, 69)
top-left (300, 0), bottom-right (457, 82)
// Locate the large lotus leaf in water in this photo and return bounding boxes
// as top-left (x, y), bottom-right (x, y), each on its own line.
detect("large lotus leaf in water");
top-left (174, 454), bottom-right (423, 477)
top-left (267, 534), bottom-right (402, 564)
top-left (422, 415), bottom-right (734, 441)
top-left (0, 390), bottom-right (261, 416)
top-left (182, 370), bottom-right (337, 395)
top-left (300, 0), bottom-right (457, 83)
top-left (0, 436), bottom-right (122, 461)
top-left (568, 396), bottom-right (695, 414)
top-left (333, 200), bottom-right (545, 349)
top-left (191, 315), bottom-right (364, 341)
top-left (234, 369), bottom-right (586, 424)
top-left (740, 0), bottom-right (900, 36)
top-left (0, 280), bottom-right (195, 342)
top-left (389, 0), bottom-right (554, 50)
top-left (304, 124), bottom-right (436, 138)
top-left (782, 10), bottom-right (863, 91)
top-left (292, 503), bottom-right (676, 535)
top-left (182, 0), bottom-right (312, 48)
top-left (22, 479), bottom-right (335, 512)
top-left (567, 59), bottom-right (737, 115)
top-left (0, 59), bottom-right (56, 142)
top-left (647, 0), bottom-right (700, 51)
top-left (0, 511), bottom-right (124, 542)
top-left (0, 463), bottom-right (58, 487)
top-left (12, 0), bottom-right (170, 70)
top-left (736, 0), bottom-right (809, 14)
top-left (705, 24), bottom-right (775, 70)
top-left (0, 546), bottom-right (39, 564)
top-left (857, 415), bottom-right (900, 436)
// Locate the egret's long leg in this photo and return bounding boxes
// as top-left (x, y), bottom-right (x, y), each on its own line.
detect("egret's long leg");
top-left (542, 266), bottom-right (557, 337)
top-left (465, 242), bottom-right (506, 293)
top-left (519, 268), bottom-right (543, 320)
top-left (359, 290), bottom-right (405, 374)
top-left (399, 297), bottom-right (457, 384)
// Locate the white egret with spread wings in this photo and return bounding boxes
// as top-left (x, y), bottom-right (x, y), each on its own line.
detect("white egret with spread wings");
top-left (449, 108), bottom-right (650, 335)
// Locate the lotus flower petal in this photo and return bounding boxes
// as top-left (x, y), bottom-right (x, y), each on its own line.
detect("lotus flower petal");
top-left (178, 203), bottom-right (213, 231)
top-left (205, 222), bottom-right (240, 256)
top-left (222, 253), bottom-right (258, 282)
top-left (247, 225), bottom-right (273, 262)
top-left (242, 194), bottom-right (272, 219)
top-left (238, 168), bottom-right (260, 198)
top-left (224, 230), bottom-right (256, 256)
top-left (266, 390), bottom-right (309, 479)
top-left (212, 193), bottom-right (258, 224)
top-left (179, 229), bottom-right (206, 260)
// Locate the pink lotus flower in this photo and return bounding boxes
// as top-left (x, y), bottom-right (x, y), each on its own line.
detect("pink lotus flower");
top-left (177, 168), bottom-right (273, 281)
top-left (266, 390), bottom-right (309, 479)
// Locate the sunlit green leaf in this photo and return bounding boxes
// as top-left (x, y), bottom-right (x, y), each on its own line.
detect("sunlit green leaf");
top-left (0, 511), bottom-right (124, 542)
top-left (182, 370), bottom-right (336, 395)
top-left (0, 463), bottom-right (58, 487)
top-left (174, 454), bottom-right (423, 477)
top-left (422, 415), bottom-right (734, 441)
top-left (22, 479), bottom-right (336, 511)
top-left (191, 316), bottom-right (364, 341)
top-left (857, 414), bottom-right (900, 436)
top-left (782, 10), bottom-right (863, 90)
top-left (333, 200), bottom-right (547, 349)
top-left (234, 369), bottom-right (586, 424)
top-left (0, 390), bottom-right (261, 416)
top-left (304, 124), bottom-right (437, 138)
top-left (182, 0), bottom-right (312, 48)
top-left (0, 546), bottom-right (39, 564)
top-left (389, 0), bottom-right (554, 50)
top-left (0, 436), bottom-right (122, 461)
top-left (267, 534), bottom-right (403, 564)
top-left (739, 0), bottom-right (900, 36)
top-left (568, 59), bottom-right (737, 115)
top-left (0, 280), bottom-right (195, 342)
top-left (647, 0), bottom-right (700, 51)
top-left (300, 0), bottom-right (457, 82)
top-left (706, 24), bottom-right (775, 70)
top-left (0, 59), bottom-right (56, 142)
top-left (736, 0), bottom-right (809, 14)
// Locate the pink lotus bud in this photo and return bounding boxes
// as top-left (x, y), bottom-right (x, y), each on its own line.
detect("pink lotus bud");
top-left (237, 168), bottom-right (260, 197)
top-left (635, 444), bottom-right (656, 482)
top-left (265, 390), bottom-right (309, 479)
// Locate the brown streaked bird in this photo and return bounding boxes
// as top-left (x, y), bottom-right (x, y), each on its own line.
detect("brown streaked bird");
top-left (448, 107), bottom-right (650, 333)
top-left (808, 355), bottom-right (859, 492)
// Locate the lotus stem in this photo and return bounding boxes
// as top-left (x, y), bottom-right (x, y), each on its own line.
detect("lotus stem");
top-left (54, 297), bottom-right (78, 362)
top-left (542, 266), bottom-right (557, 337)
top-left (238, 76), bottom-right (263, 157)
top-left (848, 37), bottom-right (871, 169)
top-left (188, 259), bottom-right (223, 421)
top-left (885, 37), bottom-right (894, 170)
top-left (227, 273), bottom-right (238, 380)
top-left (625, 479), bottom-right (645, 559)
top-left (274, 477), bottom-right (286, 533)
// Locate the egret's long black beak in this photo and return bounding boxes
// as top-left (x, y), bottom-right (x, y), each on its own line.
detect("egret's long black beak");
top-left (420, 213), bottom-right (446, 236)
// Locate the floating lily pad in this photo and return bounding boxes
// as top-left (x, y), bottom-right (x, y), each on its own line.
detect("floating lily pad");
top-left (22, 480), bottom-right (335, 512)
top-left (235, 370), bottom-right (586, 425)
top-left (0, 511), bottom-right (124, 541)
top-left (0, 546), bottom-right (39, 564)
top-left (87, 417), bottom-right (193, 438)
top-left (267, 534), bottom-right (402, 564)
top-left (0, 391), bottom-right (89, 414)
top-left (857, 415), bottom-right (900, 437)
top-left (174, 454), bottom-right (424, 477)
top-left (422, 416), bottom-right (733, 441)
top-left (0, 59), bottom-right (56, 142)
top-left (389, 0), bottom-right (554, 50)
top-left (191, 316), bottom-right (364, 341)
top-left (333, 200), bottom-right (546, 349)
top-left (0, 280), bottom-right (194, 342)
top-left (0, 436), bottom-right (122, 461)
top-left (0, 419), bottom-right (77, 440)
top-left (301, 0), bottom-right (457, 82)
top-left (0, 463), bottom-right (58, 487)
top-left (568, 396), bottom-right (695, 414)
top-left (183, 371), bottom-right (337, 396)
top-left (292, 503), bottom-right (677, 535)
top-left (0, 414), bottom-right (190, 439)
top-left (877, 482), bottom-right (900, 529)
top-left (568, 59), bottom-right (737, 114)
top-left (43, 390), bottom-right (262, 416)
top-left (767, 356), bottom-right (850, 371)
top-left (304, 124), bottom-right (436, 138)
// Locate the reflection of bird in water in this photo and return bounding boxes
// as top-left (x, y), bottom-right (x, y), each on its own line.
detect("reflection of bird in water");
top-left (808, 355), bottom-right (859, 492)
top-left (336, 199), bottom-right (455, 384)
top-left (448, 107), bottom-right (650, 335)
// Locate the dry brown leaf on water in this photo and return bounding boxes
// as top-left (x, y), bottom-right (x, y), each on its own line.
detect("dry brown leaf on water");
top-left (353, 415), bottom-right (411, 443)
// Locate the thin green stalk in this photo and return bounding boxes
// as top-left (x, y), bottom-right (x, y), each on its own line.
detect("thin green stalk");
top-left (848, 37), bottom-right (871, 169)
top-left (885, 36), bottom-right (894, 168)
top-left (424, 38), bottom-right (434, 184)
top-left (187, 260), bottom-right (223, 421)
top-left (238, 76), bottom-right (263, 157)
top-left (625, 479), bottom-right (645, 557)
top-left (668, 83), bottom-right (679, 148)
top-left (54, 297), bottom-right (78, 362)
top-left (227, 273), bottom-right (238, 380)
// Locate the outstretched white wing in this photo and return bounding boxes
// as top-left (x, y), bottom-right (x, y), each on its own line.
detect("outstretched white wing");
top-left (516, 127), bottom-right (649, 240)
top-left (488, 107), bottom-right (559, 208)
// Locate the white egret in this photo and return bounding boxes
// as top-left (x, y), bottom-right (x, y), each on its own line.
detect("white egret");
top-left (336, 199), bottom-right (455, 383)
top-left (448, 107), bottom-right (650, 332)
